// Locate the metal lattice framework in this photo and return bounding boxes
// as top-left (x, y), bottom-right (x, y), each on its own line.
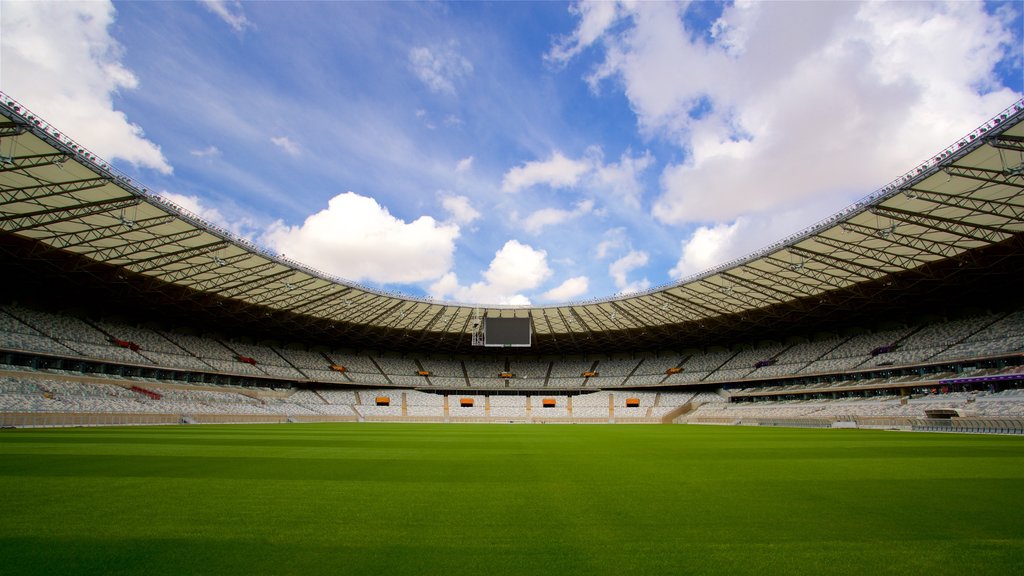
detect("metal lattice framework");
top-left (1, 92), bottom-right (1023, 354)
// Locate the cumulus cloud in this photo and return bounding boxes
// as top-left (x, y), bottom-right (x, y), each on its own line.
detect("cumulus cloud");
top-left (409, 43), bottom-right (473, 95)
top-left (429, 240), bottom-right (552, 305)
top-left (521, 199), bottom-right (595, 234)
top-left (592, 149), bottom-right (654, 208)
top-left (668, 197), bottom-right (853, 280)
top-left (546, 1), bottom-right (624, 64)
top-left (502, 151), bottom-right (592, 193)
top-left (541, 276), bottom-right (590, 302)
top-left (595, 227), bottom-right (627, 260)
top-left (0, 1), bottom-right (171, 173)
top-left (500, 148), bottom-right (653, 202)
top-left (552, 0), bottom-right (1022, 287)
top-left (609, 250), bottom-right (650, 294)
top-left (441, 194), bottom-right (481, 225)
top-left (264, 192), bottom-right (460, 284)
top-left (559, 1), bottom-right (1022, 225)
top-left (270, 136), bottom-right (301, 157)
top-left (200, 0), bottom-right (254, 32)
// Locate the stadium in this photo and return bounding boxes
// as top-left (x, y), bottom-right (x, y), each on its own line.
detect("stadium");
top-left (2, 4), bottom-right (1024, 572)
top-left (1, 93), bottom-right (1023, 430)
top-left (2, 91), bottom-right (1024, 574)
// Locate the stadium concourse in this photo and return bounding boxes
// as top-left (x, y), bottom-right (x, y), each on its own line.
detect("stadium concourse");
top-left (1, 94), bottom-right (1023, 433)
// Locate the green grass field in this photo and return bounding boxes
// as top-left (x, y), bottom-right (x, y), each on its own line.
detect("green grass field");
top-left (1, 423), bottom-right (1022, 575)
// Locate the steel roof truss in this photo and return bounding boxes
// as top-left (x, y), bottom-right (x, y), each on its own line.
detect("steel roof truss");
top-left (903, 186), bottom-right (1024, 222)
top-left (838, 220), bottom-right (964, 259)
top-left (404, 303), bottom-right (437, 332)
top-left (84, 228), bottom-right (205, 262)
top-left (985, 134), bottom-right (1024, 154)
top-left (0, 152), bottom-right (71, 173)
top-left (731, 265), bottom-right (819, 298)
top-left (287, 287), bottom-right (352, 315)
top-left (125, 240), bottom-right (230, 274)
top-left (941, 165), bottom-right (1023, 189)
top-left (0, 197), bottom-right (140, 232)
top-left (252, 277), bottom-right (322, 307)
top-left (663, 290), bottom-right (721, 318)
top-left (212, 269), bottom-right (298, 298)
top-left (0, 176), bottom-right (111, 207)
top-left (872, 205), bottom-right (1012, 242)
top-left (787, 246), bottom-right (884, 281)
top-left (811, 234), bottom-right (926, 270)
top-left (675, 284), bottom-right (738, 315)
top-left (307, 291), bottom-right (367, 319)
top-left (168, 253), bottom-right (258, 286)
top-left (643, 296), bottom-right (690, 324)
top-left (286, 284), bottom-right (354, 311)
top-left (32, 214), bottom-right (176, 251)
top-left (0, 122), bottom-right (28, 137)
top-left (720, 270), bottom-right (800, 302)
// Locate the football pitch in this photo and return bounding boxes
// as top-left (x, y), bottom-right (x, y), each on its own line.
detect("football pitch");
top-left (1, 423), bottom-right (1022, 575)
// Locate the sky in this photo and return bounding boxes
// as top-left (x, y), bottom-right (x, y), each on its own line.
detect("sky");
top-left (1, 0), bottom-right (1021, 305)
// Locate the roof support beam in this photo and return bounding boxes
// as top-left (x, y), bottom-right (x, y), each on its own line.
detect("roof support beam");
top-left (166, 253), bottom-right (258, 285)
top-left (0, 177), bottom-right (112, 207)
top-left (765, 255), bottom-right (855, 287)
top-left (124, 240), bottom-right (230, 274)
top-left (985, 134), bottom-right (1024, 153)
top-left (901, 186), bottom-right (1024, 222)
top-left (810, 234), bottom-right (925, 270)
top-left (31, 214), bottom-right (177, 252)
top-left (83, 229), bottom-right (206, 262)
top-left (871, 205), bottom-right (1013, 242)
top-left (0, 197), bottom-right (140, 232)
top-left (251, 277), bottom-right (322, 307)
top-left (787, 246), bottom-right (886, 281)
top-left (728, 265), bottom-right (819, 299)
top-left (289, 287), bottom-right (355, 316)
top-left (212, 269), bottom-right (297, 298)
top-left (838, 221), bottom-right (965, 259)
top-left (284, 284), bottom-right (352, 313)
top-left (0, 152), bottom-right (71, 173)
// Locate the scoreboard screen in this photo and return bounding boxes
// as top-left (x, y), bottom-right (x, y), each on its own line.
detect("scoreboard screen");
top-left (483, 317), bottom-right (532, 347)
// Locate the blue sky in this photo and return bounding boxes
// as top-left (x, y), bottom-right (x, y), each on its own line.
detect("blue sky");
top-left (2, 1), bottom-right (1022, 304)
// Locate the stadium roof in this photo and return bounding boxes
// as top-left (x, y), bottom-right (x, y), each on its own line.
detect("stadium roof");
top-left (2, 93), bottom-right (1023, 354)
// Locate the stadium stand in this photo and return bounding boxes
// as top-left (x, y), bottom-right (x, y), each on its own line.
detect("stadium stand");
top-left (0, 95), bottom-right (1022, 432)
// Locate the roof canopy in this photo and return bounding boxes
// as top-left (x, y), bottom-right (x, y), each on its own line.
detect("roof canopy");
top-left (2, 94), bottom-right (1023, 354)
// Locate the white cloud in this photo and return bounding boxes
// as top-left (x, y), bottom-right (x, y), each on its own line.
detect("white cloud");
top-left (609, 250), bottom-right (650, 294)
top-left (501, 151), bottom-right (592, 193)
top-left (200, 0), bottom-right (253, 33)
top-left (264, 192), bottom-right (460, 284)
top-left (0, 1), bottom-right (171, 173)
top-left (669, 220), bottom-right (744, 281)
top-left (560, 1), bottom-right (1022, 225)
top-left (190, 145), bottom-right (221, 158)
top-left (546, 0), bottom-right (624, 64)
top-left (595, 227), bottom-right (630, 260)
top-left (409, 43), bottom-right (473, 95)
top-left (541, 276), bottom-right (590, 302)
top-left (592, 149), bottom-right (654, 208)
top-left (441, 194), bottom-right (481, 225)
top-left (521, 199), bottom-right (595, 234)
top-left (429, 240), bottom-right (552, 305)
top-left (270, 136), bottom-right (301, 157)
top-left (455, 156), bottom-right (474, 173)
top-left (501, 148), bottom-right (653, 204)
top-left (668, 197), bottom-right (852, 280)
